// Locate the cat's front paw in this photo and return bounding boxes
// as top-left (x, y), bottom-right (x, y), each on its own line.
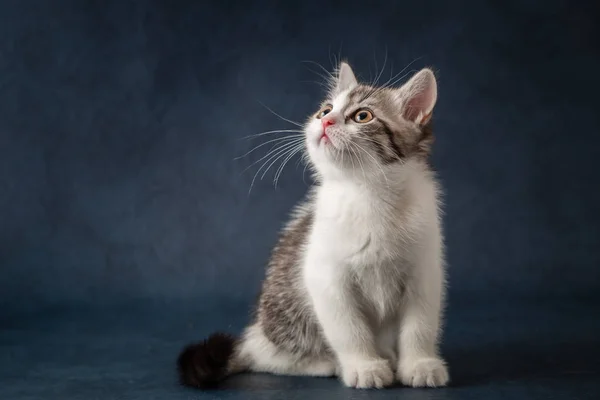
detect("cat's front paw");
top-left (397, 357), bottom-right (449, 387)
top-left (340, 358), bottom-right (394, 389)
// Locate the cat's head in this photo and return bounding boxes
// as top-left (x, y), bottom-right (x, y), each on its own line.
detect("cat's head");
top-left (304, 62), bottom-right (437, 181)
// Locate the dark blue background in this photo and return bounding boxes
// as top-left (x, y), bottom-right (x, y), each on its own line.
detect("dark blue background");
top-left (1, 1), bottom-right (599, 399)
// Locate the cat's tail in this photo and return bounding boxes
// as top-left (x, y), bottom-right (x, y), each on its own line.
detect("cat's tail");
top-left (176, 332), bottom-right (247, 389)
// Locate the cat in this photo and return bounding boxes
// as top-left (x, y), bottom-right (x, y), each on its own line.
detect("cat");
top-left (177, 61), bottom-right (449, 390)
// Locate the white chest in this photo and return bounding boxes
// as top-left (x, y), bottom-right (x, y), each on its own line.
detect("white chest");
top-left (310, 183), bottom-right (418, 265)
top-left (304, 182), bottom-right (424, 320)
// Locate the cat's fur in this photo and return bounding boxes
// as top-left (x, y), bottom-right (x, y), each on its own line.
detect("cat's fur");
top-left (177, 62), bottom-right (449, 389)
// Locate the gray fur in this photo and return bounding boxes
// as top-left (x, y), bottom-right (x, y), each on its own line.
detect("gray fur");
top-left (254, 193), bottom-right (332, 358)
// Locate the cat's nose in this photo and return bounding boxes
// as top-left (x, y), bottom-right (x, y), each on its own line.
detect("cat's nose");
top-left (321, 118), bottom-right (335, 129)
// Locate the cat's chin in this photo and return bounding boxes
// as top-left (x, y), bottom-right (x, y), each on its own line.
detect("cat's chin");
top-left (310, 131), bottom-right (337, 149)
top-left (309, 142), bottom-right (339, 163)
top-left (319, 134), bottom-right (333, 147)
top-left (319, 139), bottom-right (342, 155)
top-left (306, 130), bottom-right (356, 176)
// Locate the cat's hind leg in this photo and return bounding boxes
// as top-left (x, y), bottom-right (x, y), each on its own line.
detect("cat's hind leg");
top-left (237, 324), bottom-right (337, 377)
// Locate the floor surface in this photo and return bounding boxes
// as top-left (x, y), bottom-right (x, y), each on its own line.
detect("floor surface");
top-left (2, 296), bottom-right (599, 400)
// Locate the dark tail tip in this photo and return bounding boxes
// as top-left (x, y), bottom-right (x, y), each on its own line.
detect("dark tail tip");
top-left (177, 332), bottom-right (236, 389)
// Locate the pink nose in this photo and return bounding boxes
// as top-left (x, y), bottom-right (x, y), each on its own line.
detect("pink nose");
top-left (321, 118), bottom-right (335, 129)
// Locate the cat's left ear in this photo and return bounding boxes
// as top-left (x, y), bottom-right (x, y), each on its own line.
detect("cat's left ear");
top-left (395, 68), bottom-right (437, 125)
top-left (334, 62), bottom-right (358, 93)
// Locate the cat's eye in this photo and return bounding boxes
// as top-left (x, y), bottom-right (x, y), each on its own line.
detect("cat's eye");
top-left (316, 105), bottom-right (333, 119)
top-left (353, 109), bottom-right (374, 123)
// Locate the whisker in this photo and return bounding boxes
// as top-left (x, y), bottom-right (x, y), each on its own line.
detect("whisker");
top-left (257, 101), bottom-right (304, 127)
top-left (336, 42), bottom-right (344, 69)
top-left (275, 146), bottom-right (304, 176)
top-left (328, 46), bottom-right (337, 71)
top-left (361, 57), bottom-right (422, 101)
top-left (273, 146), bottom-right (305, 188)
top-left (382, 57), bottom-right (422, 88)
top-left (372, 47), bottom-right (388, 88)
top-left (301, 60), bottom-right (335, 81)
top-left (332, 144), bottom-right (340, 165)
top-left (235, 134), bottom-right (303, 160)
top-left (301, 61), bottom-right (337, 93)
top-left (302, 161), bottom-right (309, 185)
top-left (345, 145), bottom-right (357, 173)
top-left (260, 143), bottom-right (304, 182)
top-left (343, 141), bottom-right (357, 173)
top-left (240, 129), bottom-right (303, 141)
top-left (243, 138), bottom-right (304, 175)
top-left (374, 56), bottom-right (422, 95)
top-left (364, 69), bottom-right (419, 104)
top-left (302, 68), bottom-right (335, 89)
top-left (385, 69), bottom-right (419, 90)
top-left (350, 140), bottom-right (390, 188)
top-left (248, 140), bottom-right (304, 194)
top-left (299, 152), bottom-right (311, 185)
top-left (300, 80), bottom-right (331, 90)
top-left (360, 136), bottom-right (399, 160)
top-left (347, 142), bottom-right (368, 182)
top-left (340, 137), bottom-right (346, 168)
top-left (348, 141), bottom-right (400, 208)
top-left (360, 49), bottom-right (388, 100)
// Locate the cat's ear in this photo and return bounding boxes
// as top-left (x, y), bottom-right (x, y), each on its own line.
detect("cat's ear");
top-left (334, 62), bottom-right (358, 93)
top-left (395, 68), bottom-right (437, 125)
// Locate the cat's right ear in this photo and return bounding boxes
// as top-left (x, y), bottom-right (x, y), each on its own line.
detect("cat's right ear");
top-left (334, 62), bottom-right (358, 93)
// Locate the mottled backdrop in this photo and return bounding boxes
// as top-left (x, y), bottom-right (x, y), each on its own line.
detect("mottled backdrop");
top-left (1, 0), bottom-right (599, 311)
top-left (2, 1), bottom-right (600, 399)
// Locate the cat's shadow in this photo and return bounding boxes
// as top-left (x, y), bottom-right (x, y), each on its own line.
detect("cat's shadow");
top-left (445, 337), bottom-right (600, 387)
top-left (199, 337), bottom-right (600, 394)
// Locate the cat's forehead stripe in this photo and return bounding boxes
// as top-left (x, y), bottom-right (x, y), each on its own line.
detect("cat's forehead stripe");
top-left (332, 89), bottom-right (351, 112)
top-left (332, 86), bottom-right (378, 114)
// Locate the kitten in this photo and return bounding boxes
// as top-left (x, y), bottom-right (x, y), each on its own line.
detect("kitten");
top-left (177, 61), bottom-right (449, 389)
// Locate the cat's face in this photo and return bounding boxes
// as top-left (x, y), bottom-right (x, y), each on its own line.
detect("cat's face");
top-left (304, 62), bottom-right (437, 180)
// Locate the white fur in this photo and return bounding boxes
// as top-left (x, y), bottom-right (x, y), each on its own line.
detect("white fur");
top-left (300, 78), bottom-right (449, 389)
top-left (236, 324), bottom-right (337, 377)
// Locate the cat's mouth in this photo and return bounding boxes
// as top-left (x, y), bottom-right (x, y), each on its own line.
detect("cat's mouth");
top-left (319, 131), bottom-right (338, 149)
